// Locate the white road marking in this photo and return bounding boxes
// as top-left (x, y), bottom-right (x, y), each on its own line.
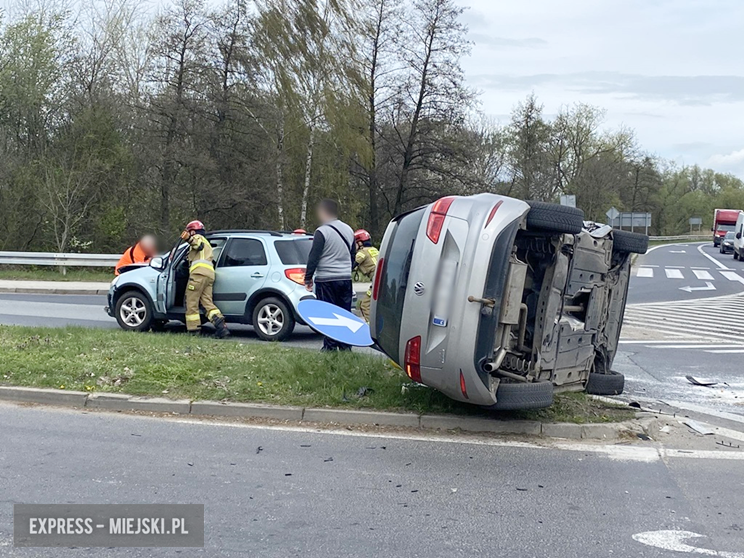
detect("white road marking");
top-left (633, 530), bottom-right (744, 557)
top-left (690, 267), bottom-right (710, 270)
top-left (666, 265), bottom-right (686, 268)
top-left (720, 271), bottom-right (744, 284)
top-left (636, 268), bottom-right (654, 278)
top-left (697, 243), bottom-right (731, 270)
top-left (644, 344), bottom-right (742, 349)
top-left (679, 282), bottom-right (715, 293)
top-left (619, 340), bottom-right (721, 345)
top-left (692, 270), bottom-right (714, 280)
top-left (665, 268), bottom-right (684, 279)
top-left (706, 349), bottom-right (744, 354)
top-left (669, 250), bottom-right (687, 253)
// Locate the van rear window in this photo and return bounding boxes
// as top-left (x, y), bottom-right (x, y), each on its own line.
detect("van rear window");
top-left (375, 208), bottom-right (425, 360)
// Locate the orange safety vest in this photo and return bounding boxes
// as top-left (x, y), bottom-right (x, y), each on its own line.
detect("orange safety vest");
top-left (115, 243), bottom-right (151, 275)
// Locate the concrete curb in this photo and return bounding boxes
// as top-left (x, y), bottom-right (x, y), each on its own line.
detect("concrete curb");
top-left (0, 287), bottom-right (109, 295)
top-left (0, 386), bottom-right (643, 440)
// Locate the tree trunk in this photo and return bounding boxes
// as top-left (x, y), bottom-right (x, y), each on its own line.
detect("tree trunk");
top-left (276, 120), bottom-right (286, 229)
top-left (299, 123), bottom-right (316, 229)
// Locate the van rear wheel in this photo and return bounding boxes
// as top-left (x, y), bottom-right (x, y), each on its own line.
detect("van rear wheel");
top-left (485, 380), bottom-right (554, 411)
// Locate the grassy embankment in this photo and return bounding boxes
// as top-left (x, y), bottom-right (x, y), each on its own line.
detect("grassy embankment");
top-left (0, 326), bottom-right (633, 423)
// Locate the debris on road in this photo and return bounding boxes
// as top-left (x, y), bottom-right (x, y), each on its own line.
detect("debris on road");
top-left (256, 446), bottom-right (263, 454)
top-left (682, 419), bottom-right (714, 436)
top-left (685, 375), bottom-right (718, 387)
top-left (716, 440), bottom-right (741, 449)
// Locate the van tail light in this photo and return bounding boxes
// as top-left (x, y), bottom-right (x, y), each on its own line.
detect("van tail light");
top-left (284, 268), bottom-right (306, 285)
top-left (426, 196), bottom-right (455, 243)
top-left (404, 336), bottom-right (422, 383)
top-left (372, 257), bottom-right (385, 300)
top-left (459, 370), bottom-right (469, 399)
top-left (484, 200), bottom-right (503, 227)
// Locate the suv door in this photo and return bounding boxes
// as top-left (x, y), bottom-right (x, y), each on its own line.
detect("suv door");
top-left (215, 237), bottom-right (270, 317)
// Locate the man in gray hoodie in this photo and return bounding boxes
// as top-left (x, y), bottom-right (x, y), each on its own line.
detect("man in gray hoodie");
top-left (304, 199), bottom-right (356, 351)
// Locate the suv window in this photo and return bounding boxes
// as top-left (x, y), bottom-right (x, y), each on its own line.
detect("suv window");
top-left (223, 239), bottom-right (267, 267)
top-left (274, 238), bottom-right (313, 264)
top-left (375, 208), bottom-right (425, 360)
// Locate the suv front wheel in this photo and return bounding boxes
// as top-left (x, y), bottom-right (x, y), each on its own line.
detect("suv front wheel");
top-left (252, 297), bottom-right (295, 341)
top-left (115, 291), bottom-right (153, 332)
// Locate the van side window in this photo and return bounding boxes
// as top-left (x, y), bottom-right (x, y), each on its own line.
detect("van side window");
top-left (223, 239), bottom-right (267, 267)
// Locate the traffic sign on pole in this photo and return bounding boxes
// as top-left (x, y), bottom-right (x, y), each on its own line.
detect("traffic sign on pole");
top-left (298, 300), bottom-right (373, 347)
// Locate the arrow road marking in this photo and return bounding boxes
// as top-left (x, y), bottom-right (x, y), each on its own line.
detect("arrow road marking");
top-left (680, 282), bottom-right (716, 293)
top-left (308, 313), bottom-right (364, 333)
top-left (633, 530), bottom-right (744, 557)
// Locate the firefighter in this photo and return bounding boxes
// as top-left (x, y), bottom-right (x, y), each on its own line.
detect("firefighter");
top-left (179, 220), bottom-right (230, 338)
top-left (353, 229), bottom-right (379, 323)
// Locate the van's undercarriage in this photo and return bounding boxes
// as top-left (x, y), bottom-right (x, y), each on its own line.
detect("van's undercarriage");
top-left (484, 227), bottom-right (631, 394)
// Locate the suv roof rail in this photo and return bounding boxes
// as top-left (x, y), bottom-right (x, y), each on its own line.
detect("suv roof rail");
top-left (207, 229), bottom-right (285, 237)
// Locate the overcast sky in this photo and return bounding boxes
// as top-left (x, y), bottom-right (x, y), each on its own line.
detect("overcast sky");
top-left (456, 0), bottom-right (744, 177)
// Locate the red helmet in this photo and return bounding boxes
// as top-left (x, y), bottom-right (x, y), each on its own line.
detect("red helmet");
top-left (354, 229), bottom-right (371, 243)
top-left (293, 228), bottom-right (307, 234)
top-left (186, 220), bottom-right (205, 232)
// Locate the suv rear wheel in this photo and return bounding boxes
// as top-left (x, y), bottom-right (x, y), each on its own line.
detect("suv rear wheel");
top-left (526, 201), bottom-right (585, 234)
top-left (115, 291), bottom-right (153, 332)
top-left (252, 297), bottom-right (295, 341)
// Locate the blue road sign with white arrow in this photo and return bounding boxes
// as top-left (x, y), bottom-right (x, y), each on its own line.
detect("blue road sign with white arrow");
top-left (298, 300), bottom-right (373, 347)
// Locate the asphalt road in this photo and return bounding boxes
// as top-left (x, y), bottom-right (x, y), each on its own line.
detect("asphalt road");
top-left (1, 403), bottom-right (743, 557)
top-left (619, 242), bottom-right (744, 421)
top-left (0, 293), bottom-right (327, 350)
top-left (629, 241), bottom-right (744, 304)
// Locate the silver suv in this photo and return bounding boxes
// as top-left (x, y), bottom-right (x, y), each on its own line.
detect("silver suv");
top-left (106, 231), bottom-right (315, 341)
top-left (370, 194), bottom-right (648, 410)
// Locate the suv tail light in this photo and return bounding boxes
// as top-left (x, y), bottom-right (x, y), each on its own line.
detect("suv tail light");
top-left (284, 268), bottom-right (306, 285)
top-left (372, 257), bottom-right (385, 300)
top-left (404, 336), bottom-right (422, 383)
top-left (426, 196), bottom-right (455, 243)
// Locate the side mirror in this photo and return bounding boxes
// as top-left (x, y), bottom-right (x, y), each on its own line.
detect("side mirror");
top-left (737, 233), bottom-right (742, 240)
top-left (149, 257), bottom-right (165, 270)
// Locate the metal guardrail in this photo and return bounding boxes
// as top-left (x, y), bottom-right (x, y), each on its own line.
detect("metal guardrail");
top-left (0, 235), bottom-right (712, 268)
top-left (0, 251), bottom-right (120, 268)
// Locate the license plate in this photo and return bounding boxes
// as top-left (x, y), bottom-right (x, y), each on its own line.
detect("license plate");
top-left (432, 259), bottom-right (458, 327)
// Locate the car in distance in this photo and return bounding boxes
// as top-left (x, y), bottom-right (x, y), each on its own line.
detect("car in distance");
top-left (106, 231), bottom-right (315, 341)
top-left (713, 209), bottom-right (740, 247)
top-left (370, 194), bottom-right (648, 411)
top-left (720, 231), bottom-right (736, 254)
top-left (734, 212), bottom-right (744, 260)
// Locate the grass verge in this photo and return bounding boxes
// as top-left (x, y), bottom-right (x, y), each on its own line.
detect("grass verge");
top-left (0, 267), bottom-right (113, 283)
top-left (0, 326), bottom-right (633, 423)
